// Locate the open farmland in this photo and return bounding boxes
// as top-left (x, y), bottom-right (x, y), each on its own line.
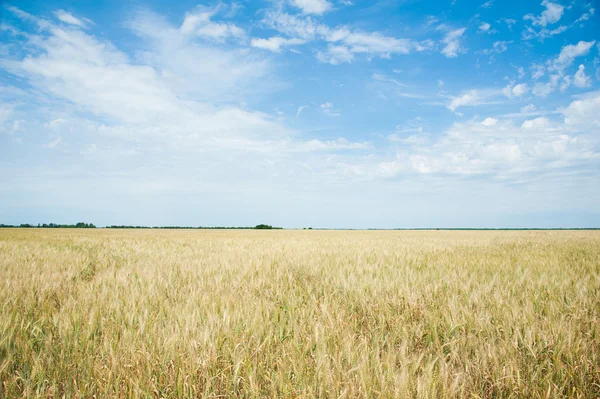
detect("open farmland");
top-left (0, 229), bottom-right (599, 398)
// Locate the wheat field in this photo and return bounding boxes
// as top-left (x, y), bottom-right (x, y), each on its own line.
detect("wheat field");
top-left (0, 229), bottom-right (599, 398)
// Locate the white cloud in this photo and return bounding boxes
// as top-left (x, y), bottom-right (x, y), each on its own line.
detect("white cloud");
top-left (301, 137), bottom-right (370, 151)
top-left (532, 83), bottom-right (553, 97)
top-left (504, 83), bottom-right (528, 98)
top-left (320, 102), bottom-right (340, 116)
top-left (291, 0), bottom-right (332, 15)
top-left (371, 74), bottom-right (429, 99)
top-left (482, 41), bottom-right (508, 55)
top-left (53, 10), bottom-right (90, 28)
top-left (325, 28), bottom-right (414, 55)
top-left (180, 6), bottom-right (244, 41)
top-left (263, 11), bottom-right (418, 63)
top-left (522, 24), bottom-right (567, 40)
top-left (560, 75), bottom-right (572, 92)
top-left (524, 0), bottom-right (564, 27)
top-left (481, 117), bottom-right (497, 126)
top-left (382, 105), bottom-right (599, 177)
top-left (527, 41), bottom-right (597, 97)
top-left (551, 41), bottom-right (596, 72)
top-left (532, 64), bottom-right (545, 79)
top-left (448, 90), bottom-right (480, 111)
top-left (573, 65), bottom-right (592, 88)
top-left (264, 12), bottom-right (323, 40)
top-left (441, 28), bottom-right (466, 58)
top-left (520, 116), bottom-right (551, 129)
top-left (481, 1), bottom-right (493, 8)
top-left (502, 18), bottom-right (517, 29)
top-left (521, 104), bottom-right (536, 113)
top-left (44, 118), bottom-right (68, 130)
top-left (317, 45), bottom-right (354, 64)
top-left (574, 5), bottom-right (596, 24)
top-left (0, 103), bottom-right (14, 127)
top-left (0, 6), bottom-right (302, 151)
top-left (296, 105), bottom-right (307, 116)
top-left (251, 37), bottom-right (306, 52)
top-left (127, 10), bottom-right (270, 103)
top-left (563, 91), bottom-right (600, 129)
top-left (512, 83), bottom-right (528, 97)
top-left (521, 1), bottom-right (571, 40)
top-left (478, 22), bottom-right (491, 32)
top-left (45, 136), bottom-right (62, 149)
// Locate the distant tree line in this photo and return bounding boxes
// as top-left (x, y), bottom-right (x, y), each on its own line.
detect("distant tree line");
top-left (107, 225), bottom-right (251, 229)
top-left (0, 223), bottom-right (283, 229)
top-left (107, 224), bottom-right (282, 230)
top-left (0, 222), bottom-right (96, 228)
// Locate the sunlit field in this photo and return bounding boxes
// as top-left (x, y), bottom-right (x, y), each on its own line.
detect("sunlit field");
top-left (1, 229), bottom-right (599, 398)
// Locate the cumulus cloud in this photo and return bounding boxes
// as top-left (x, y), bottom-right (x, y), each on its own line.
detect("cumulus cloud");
top-left (448, 90), bottom-right (480, 111)
top-left (573, 65), bottom-right (592, 88)
top-left (524, 0), bottom-right (564, 27)
top-left (550, 41), bottom-right (596, 72)
top-left (409, 93), bottom-right (600, 175)
top-left (384, 105), bottom-right (598, 177)
top-left (563, 91), bottom-right (600, 129)
top-left (528, 41), bottom-right (597, 97)
top-left (504, 83), bottom-right (528, 98)
top-left (478, 22), bottom-right (491, 32)
top-left (521, 1), bottom-right (571, 40)
top-left (481, 117), bottom-right (497, 126)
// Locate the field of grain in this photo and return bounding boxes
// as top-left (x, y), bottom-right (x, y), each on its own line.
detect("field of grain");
top-left (0, 229), bottom-right (599, 398)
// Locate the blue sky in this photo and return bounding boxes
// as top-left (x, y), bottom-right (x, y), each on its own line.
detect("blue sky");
top-left (0, 0), bottom-right (599, 228)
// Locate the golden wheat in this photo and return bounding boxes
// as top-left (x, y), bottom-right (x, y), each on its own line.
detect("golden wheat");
top-left (0, 229), bottom-right (599, 398)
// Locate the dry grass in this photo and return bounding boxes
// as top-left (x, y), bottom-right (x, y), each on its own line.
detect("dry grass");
top-left (0, 229), bottom-right (599, 398)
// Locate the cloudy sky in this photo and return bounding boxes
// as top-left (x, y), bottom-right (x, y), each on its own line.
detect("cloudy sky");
top-left (0, 0), bottom-right (599, 228)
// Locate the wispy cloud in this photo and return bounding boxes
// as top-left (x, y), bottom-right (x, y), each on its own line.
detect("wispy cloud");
top-left (180, 5), bottom-right (245, 41)
top-left (260, 11), bottom-right (424, 64)
top-left (290, 0), bottom-right (332, 15)
top-left (440, 27), bottom-right (466, 58)
top-left (320, 102), bottom-right (341, 116)
top-left (53, 10), bottom-right (91, 28)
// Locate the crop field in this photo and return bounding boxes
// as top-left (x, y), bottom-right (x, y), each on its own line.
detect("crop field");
top-left (0, 229), bottom-right (599, 398)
